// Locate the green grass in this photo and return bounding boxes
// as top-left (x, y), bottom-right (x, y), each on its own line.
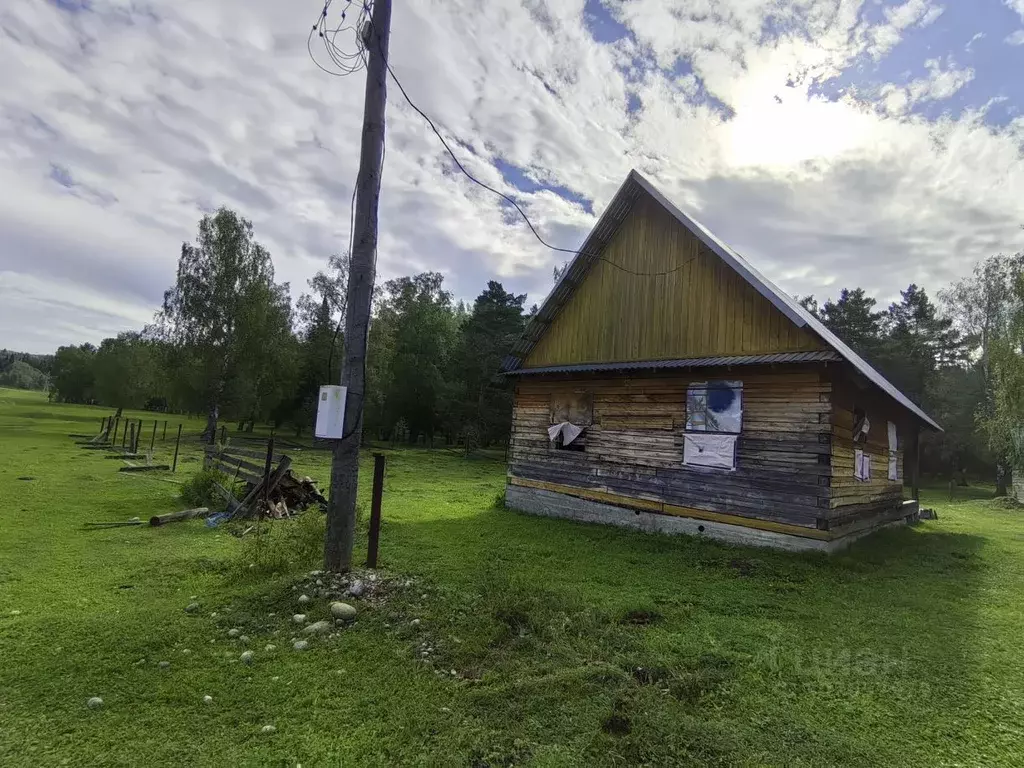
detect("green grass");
top-left (2, 387), bottom-right (1023, 766)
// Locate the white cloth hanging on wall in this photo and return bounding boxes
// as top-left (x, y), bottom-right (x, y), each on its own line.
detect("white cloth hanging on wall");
top-left (683, 433), bottom-right (737, 470)
top-left (854, 448), bottom-right (872, 481)
top-left (548, 422), bottom-right (584, 446)
top-left (887, 421), bottom-right (898, 481)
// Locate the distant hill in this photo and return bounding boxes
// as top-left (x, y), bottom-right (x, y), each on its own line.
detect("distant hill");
top-left (0, 350), bottom-right (53, 391)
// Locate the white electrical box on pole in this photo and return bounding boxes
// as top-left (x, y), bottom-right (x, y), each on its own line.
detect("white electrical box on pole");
top-left (315, 385), bottom-right (347, 439)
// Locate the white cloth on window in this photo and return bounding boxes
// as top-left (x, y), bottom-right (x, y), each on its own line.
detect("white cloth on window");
top-left (548, 421), bottom-right (584, 445)
top-left (683, 433), bottom-right (737, 470)
top-left (888, 453), bottom-right (899, 482)
top-left (854, 449), bottom-right (871, 481)
top-left (887, 421), bottom-right (898, 451)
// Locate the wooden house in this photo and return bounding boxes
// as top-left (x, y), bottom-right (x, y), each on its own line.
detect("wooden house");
top-left (501, 171), bottom-right (940, 552)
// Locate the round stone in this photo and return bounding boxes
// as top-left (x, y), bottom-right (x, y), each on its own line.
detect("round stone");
top-left (203, 695), bottom-right (213, 704)
top-left (348, 580), bottom-right (365, 597)
top-left (330, 602), bottom-right (357, 621)
top-left (239, 635), bottom-right (250, 644)
top-left (302, 620), bottom-right (331, 635)
top-left (87, 697), bottom-right (103, 710)
top-left (240, 651), bottom-right (254, 665)
top-left (264, 644), bottom-right (276, 652)
top-left (261, 725), bottom-right (276, 734)
top-left (184, 603), bottom-right (200, 614)
top-left (293, 640), bottom-right (309, 651)
top-left (292, 614), bottom-right (307, 624)
top-left (158, 661), bottom-right (170, 670)
top-left (227, 628), bottom-right (241, 638)
top-left (298, 594), bottom-right (310, 605)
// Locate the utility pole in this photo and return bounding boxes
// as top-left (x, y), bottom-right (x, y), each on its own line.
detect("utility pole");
top-left (324, 0), bottom-right (392, 572)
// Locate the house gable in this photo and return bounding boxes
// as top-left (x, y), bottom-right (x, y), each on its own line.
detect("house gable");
top-left (524, 194), bottom-right (825, 368)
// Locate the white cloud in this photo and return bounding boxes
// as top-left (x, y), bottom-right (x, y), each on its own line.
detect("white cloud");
top-left (1007, 30), bottom-right (1024, 46)
top-left (0, 0), bottom-right (1023, 354)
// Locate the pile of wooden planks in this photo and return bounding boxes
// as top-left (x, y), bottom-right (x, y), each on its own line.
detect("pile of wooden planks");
top-left (204, 441), bottom-right (326, 520)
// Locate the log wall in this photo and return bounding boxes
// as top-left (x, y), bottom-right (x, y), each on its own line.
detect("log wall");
top-left (509, 367), bottom-right (835, 531)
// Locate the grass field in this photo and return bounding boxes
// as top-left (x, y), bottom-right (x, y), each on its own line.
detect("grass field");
top-left (1, 387), bottom-right (1023, 766)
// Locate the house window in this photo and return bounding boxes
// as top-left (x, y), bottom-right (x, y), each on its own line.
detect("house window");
top-left (853, 406), bottom-right (871, 481)
top-left (683, 380), bottom-right (742, 470)
top-left (549, 392), bottom-right (592, 452)
top-left (887, 420), bottom-right (898, 481)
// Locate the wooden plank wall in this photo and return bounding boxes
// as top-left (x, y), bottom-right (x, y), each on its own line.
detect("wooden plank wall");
top-left (524, 196), bottom-right (824, 368)
top-left (509, 368), bottom-right (835, 530)
top-left (827, 374), bottom-right (909, 528)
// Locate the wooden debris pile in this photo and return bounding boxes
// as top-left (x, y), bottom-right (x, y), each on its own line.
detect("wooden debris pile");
top-left (205, 442), bottom-right (327, 521)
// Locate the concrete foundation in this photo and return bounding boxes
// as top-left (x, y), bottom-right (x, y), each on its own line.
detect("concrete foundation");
top-left (505, 484), bottom-right (914, 554)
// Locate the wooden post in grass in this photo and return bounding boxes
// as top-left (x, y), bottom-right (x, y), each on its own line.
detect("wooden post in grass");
top-left (366, 453), bottom-right (385, 568)
top-left (128, 422), bottom-right (136, 454)
top-left (172, 424), bottom-right (183, 472)
top-left (162, 420), bottom-right (167, 440)
top-left (219, 425), bottom-right (227, 445)
top-left (137, 419), bottom-right (143, 448)
top-left (150, 420), bottom-right (157, 453)
top-left (100, 416), bottom-right (106, 435)
top-left (121, 419), bottom-right (128, 449)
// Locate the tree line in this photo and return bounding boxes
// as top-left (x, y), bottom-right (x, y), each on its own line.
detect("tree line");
top-left (47, 208), bottom-right (529, 450)
top-left (39, 206), bottom-right (1024, 485)
top-left (0, 350), bottom-right (53, 391)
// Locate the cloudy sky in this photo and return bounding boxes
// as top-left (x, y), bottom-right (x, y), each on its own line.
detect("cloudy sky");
top-left (2, 0), bottom-right (1024, 354)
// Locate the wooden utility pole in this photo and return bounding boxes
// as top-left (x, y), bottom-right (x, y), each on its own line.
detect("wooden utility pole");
top-left (324, 0), bottom-right (392, 572)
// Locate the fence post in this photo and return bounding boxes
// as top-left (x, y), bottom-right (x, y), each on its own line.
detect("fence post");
top-left (150, 420), bottom-right (157, 453)
top-left (219, 425), bottom-right (227, 445)
top-left (366, 453), bottom-right (386, 568)
top-left (262, 437), bottom-right (275, 513)
top-left (162, 420), bottom-right (168, 440)
top-left (122, 420), bottom-right (128, 449)
top-left (172, 424), bottom-right (183, 472)
top-left (129, 422), bottom-right (136, 454)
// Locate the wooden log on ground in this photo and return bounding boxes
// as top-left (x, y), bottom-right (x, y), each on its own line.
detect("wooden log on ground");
top-left (105, 453), bottom-right (144, 459)
top-left (149, 507), bottom-right (209, 526)
top-left (118, 465), bottom-right (171, 473)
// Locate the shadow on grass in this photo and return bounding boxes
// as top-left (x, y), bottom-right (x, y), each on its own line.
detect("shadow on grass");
top-left (379, 505), bottom-right (986, 766)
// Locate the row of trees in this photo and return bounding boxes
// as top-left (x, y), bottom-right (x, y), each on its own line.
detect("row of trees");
top-left (48, 209), bottom-right (529, 450)
top-left (0, 350), bottom-right (52, 390)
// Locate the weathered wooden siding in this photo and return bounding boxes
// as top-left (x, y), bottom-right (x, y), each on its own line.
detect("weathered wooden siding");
top-left (509, 368), bottom-right (834, 530)
top-left (827, 372), bottom-right (908, 528)
top-left (524, 196), bottom-right (824, 368)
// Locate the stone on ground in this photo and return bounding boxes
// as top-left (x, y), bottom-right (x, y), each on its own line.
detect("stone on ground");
top-left (203, 695), bottom-right (213, 704)
top-left (261, 725), bottom-right (276, 734)
top-left (265, 644), bottom-right (276, 652)
top-left (293, 639), bottom-right (310, 651)
top-left (348, 580), bottom-right (365, 597)
top-left (330, 602), bottom-right (357, 621)
top-left (227, 628), bottom-right (241, 638)
top-left (298, 594), bottom-right (310, 604)
top-left (184, 602), bottom-right (200, 613)
top-left (158, 661), bottom-right (170, 670)
top-left (87, 697), bottom-right (103, 710)
top-left (292, 614), bottom-right (307, 624)
top-left (241, 651), bottom-right (254, 665)
top-left (302, 620), bottom-right (331, 635)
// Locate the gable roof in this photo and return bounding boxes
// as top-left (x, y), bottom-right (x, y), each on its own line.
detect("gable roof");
top-left (503, 170), bottom-right (941, 431)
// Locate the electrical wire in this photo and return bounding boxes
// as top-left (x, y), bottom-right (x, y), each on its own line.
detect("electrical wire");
top-left (366, 15), bottom-right (696, 278)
